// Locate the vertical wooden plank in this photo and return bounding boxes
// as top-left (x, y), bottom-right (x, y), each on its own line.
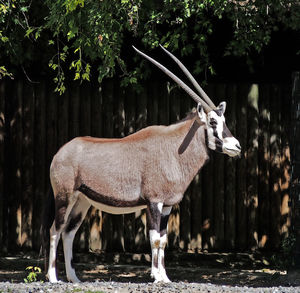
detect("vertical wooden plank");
top-left (290, 72), bottom-right (300, 266)
top-left (80, 83), bottom-right (91, 136)
top-left (257, 84), bottom-right (270, 249)
top-left (158, 82), bottom-right (169, 125)
top-left (179, 92), bottom-right (191, 251)
top-left (247, 84), bottom-right (259, 249)
top-left (147, 80), bottom-right (158, 126)
top-left (124, 84), bottom-right (136, 252)
top-left (101, 79), bottom-right (114, 251)
top-left (168, 86), bottom-right (181, 249)
top-left (57, 87), bottom-right (69, 148)
top-left (280, 83), bottom-right (291, 239)
top-left (236, 83), bottom-right (248, 250)
top-left (135, 85), bottom-right (148, 252)
top-left (201, 83), bottom-right (215, 250)
top-left (8, 80), bottom-right (23, 250)
top-left (224, 83), bottom-right (237, 250)
top-left (21, 83), bottom-right (35, 249)
top-left (32, 82), bottom-right (46, 250)
top-left (0, 81), bottom-right (5, 250)
top-left (68, 85), bottom-right (80, 140)
top-left (269, 84), bottom-right (282, 249)
top-left (2, 81), bottom-right (12, 252)
top-left (89, 84), bottom-right (103, 252)
top-left (46, 84), bottom-right (58, 171)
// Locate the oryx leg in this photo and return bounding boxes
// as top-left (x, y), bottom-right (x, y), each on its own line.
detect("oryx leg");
top-left (62, 193), bottom-right (90, 283)
top-left (158, 206), bottom-right (172, 283)
top-left (147, 203), bottom-right (171, 283)
top-left (47, 190), bottom-right (77, 283)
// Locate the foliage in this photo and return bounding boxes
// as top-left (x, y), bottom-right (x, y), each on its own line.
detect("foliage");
top-left (23, 266), bottom-right (43, 283)
top-left (271, 233), bottom-right (296, 269)
top-left (0, 0), bottom-right (299, 93)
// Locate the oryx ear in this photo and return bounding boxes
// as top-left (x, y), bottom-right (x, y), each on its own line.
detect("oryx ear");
top-left (197, 103), bottom-right (206, 123)
top-left (216, 101), bottom-right (226, 116)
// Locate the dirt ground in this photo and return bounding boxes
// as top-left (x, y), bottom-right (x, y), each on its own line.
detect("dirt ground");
top-left (0, 251), bottom-right (299, 288)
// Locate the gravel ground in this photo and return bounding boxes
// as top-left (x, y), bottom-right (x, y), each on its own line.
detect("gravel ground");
top-left (0, 252), bottom-right (300, 292)
top-left (0, 281), bottom-right (299, 293)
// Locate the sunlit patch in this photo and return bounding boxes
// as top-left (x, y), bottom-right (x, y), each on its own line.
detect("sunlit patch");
top-left (202, 219), bottom-right (210, 230)
top-left (117, 272), bottom-right (137, 278)
top-left (258, 235), bottom-right (268, 248)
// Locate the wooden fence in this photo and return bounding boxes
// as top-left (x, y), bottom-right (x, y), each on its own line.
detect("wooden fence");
top-left (0, 79), bottom-right (291, 253)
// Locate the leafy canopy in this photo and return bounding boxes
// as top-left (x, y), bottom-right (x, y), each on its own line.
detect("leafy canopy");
top-left (0, 0), bottom-right (299, 93)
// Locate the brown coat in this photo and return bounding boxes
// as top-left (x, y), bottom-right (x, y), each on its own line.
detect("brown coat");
top-left (50, 112), bottom-right (209, 207)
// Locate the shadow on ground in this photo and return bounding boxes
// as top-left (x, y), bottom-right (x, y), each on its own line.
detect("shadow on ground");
top-left (0, 252), bottom-right (298, 287)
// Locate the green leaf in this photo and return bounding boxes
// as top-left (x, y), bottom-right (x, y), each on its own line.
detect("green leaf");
top-left (26, 266), bottom-right (33, 270)
top-left (20, 6), bottom-right (28, 12)
top-left (25, 28), bottom-right (34, 39)
top-left (1, 36), bottom-right (8, 43)
top-left (74, 72), bottom-right (80, 80)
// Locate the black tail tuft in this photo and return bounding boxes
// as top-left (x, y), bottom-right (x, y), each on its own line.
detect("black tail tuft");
top-left (40, 188), bottom-right (55, 273)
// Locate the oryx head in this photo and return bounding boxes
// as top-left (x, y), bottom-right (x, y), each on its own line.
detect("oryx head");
top-left (196, 102), bottom-right (241, 157)
top-left (133, 45), bottom-right (241, 158)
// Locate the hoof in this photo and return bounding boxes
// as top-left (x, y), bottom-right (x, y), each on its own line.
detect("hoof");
top-left (154, 278), bottom-right (171, 284)
top-left (151, 272), bottom-right (163, 283)
top-left (67, 277), bottom-right (81, 283)
top-left (46, 273), bottom-right (59, 284)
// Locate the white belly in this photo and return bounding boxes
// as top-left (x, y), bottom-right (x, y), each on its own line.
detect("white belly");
top-left (85, 197), bottom-right (147, 215)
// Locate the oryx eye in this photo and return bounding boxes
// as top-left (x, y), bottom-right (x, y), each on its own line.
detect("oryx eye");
top-left (209, 118), bottom-right (217, 126)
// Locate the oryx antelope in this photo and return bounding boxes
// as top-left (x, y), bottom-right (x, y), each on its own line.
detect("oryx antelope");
top-left (43, 45), bottom-right (241, 284)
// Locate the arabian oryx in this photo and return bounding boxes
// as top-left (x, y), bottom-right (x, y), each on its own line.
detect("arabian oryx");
top-left (42, 45), bottom-right (241, 284)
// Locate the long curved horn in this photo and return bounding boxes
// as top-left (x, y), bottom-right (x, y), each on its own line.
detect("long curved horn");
top-left (159, 44), bottom-right (216, 110)
top-left (132, 46), bottom-right (212, 113)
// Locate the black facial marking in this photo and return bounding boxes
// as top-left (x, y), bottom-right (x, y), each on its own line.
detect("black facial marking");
top-left (215, 137), bottom-right (223, 153)
top-left (205, 122), bottom-right (224, 153)
top-left (211, 123), bottom-right (219, 139)
top-left (209, 118), bottom-right (217, 126)
top-left (222, 122), bottom-right (233, 138)
top-left (78, 184), bottom-right (147, 207)
top-left (146, 202), bottom-right (161, 231)
top-left (65, 212), bottom-right (82, 233)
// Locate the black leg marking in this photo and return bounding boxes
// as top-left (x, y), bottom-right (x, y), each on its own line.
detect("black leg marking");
top-left (153, 254), bottom-right (158, 269)
top-left (161, 256), bottom-right (165, 269)
top-left (160, 213), bottom-right (170, 237)
top-left (146, 203), bottom-right (161, 231)
top-left (71, 258), bottom-right (74, 270)
top-left (55, 193), bottom-right (69, 231)
top-left (65, 213), bottom-right (82, 233)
